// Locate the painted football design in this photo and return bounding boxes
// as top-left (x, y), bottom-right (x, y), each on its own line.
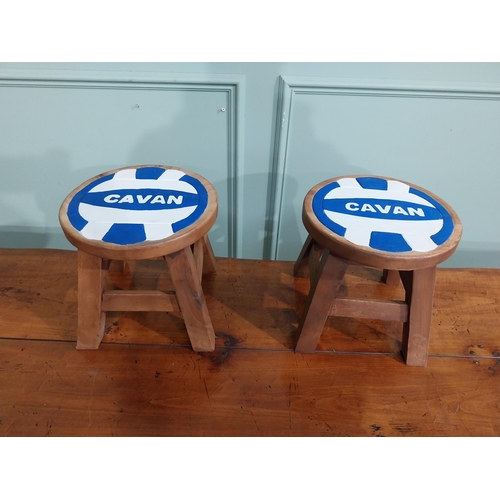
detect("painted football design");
top-left (67, 166), bottom-right (208, 245)
top-left (312, 177), bottom-right (454, 253)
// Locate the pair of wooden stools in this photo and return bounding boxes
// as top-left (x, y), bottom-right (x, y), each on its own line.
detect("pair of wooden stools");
top-left (59, 165), bottom-right (462, 366)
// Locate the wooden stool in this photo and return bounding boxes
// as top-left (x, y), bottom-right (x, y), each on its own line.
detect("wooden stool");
top-left (294, 175), bottom-right (462, 366)
top-left (59, 165), bottom-right (218, 352)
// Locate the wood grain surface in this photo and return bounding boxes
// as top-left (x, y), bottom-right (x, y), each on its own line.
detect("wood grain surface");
top-left (1, 249), bottom-right (499, 436)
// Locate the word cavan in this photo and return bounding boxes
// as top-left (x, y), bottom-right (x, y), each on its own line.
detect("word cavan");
top-left (103, 194), bottom-right (184, 205)
top-left (344, 202), bottom-right (425, 216)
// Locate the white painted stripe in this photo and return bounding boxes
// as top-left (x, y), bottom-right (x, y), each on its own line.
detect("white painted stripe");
top-left (79, 203), bottom-right (197, 224)
top-left (324, 210), bottom-right (444, 237)
top-left (338, 177), bottom-right (363, 189)
top-left (402, 234), bottom-right (438, 252)
top-left (80, 221), bottom-right (114, 241)
top-left (387, 180), bottom-right (410, 192)
top-left (88, 169), bottom-right (197, 194)
top-left (323, 186), bottom-right (435, 208)
top-left (144, 223), bottom-right (174, 241)
top-left (344, 227), bottom-right (371, 246)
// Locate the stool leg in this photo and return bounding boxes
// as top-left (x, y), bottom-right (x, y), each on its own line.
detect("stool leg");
top-left (383, 269), bottom-right (401, 285)
top-left (293, 235), bottom-right (324, 279)
top-left (308, 242), bottom-right (325, 285)
top-left (192, 235), bottom-right (217, 283)
top-left (164, 247), bottom-right (215, 352)
top-left (201, 234), bottom-right (217, 274)
top-left (295, 251), bottom-right (349, 353)
top-left (294, 235), bottom-right (314, 278)
top-left (400, 267), bottom-right (437, 366)
top-left (192, 240), bottom-right (204, 283)
top-left (77, 250), bottom-right (106, 349)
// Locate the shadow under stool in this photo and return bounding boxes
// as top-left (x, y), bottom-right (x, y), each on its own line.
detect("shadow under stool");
top-left (59, 164), bottom-right (218, 352)
top-left (294, 175), bottom-right (462, 366)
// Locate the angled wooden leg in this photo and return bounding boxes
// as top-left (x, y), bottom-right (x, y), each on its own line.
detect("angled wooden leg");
top-left (295, 251), bottom-right (349, 353)
top-left (192, 235), bottom-right (217, 283)
top-left (308, 241), bottom-right (325, 286)
top-left (293, 235), bottom-right (324, 280)
top-left (400, 267), bottom-right (437, 366)
top-left (77, 250), bottom-right (106, 349)
top-left (294, 235), bottom-right (314, 278)
top-left (383, 269), bottom-right (401, 285)
top-left (201, 234), bottom-right (217, 274)
top-left (164, 247), bottom-right (215, 352)
top-left (192, 240), bottom-right (204, 283)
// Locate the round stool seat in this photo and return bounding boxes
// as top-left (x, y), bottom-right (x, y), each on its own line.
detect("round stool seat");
top-left (295, 175), bottom-right (462, 366)
top-left (59, 164), bottom-right (218, 352)
top-left (303, 175), bottom-right (462, 270)
top-left (59, 165), bottom-right (218, 261)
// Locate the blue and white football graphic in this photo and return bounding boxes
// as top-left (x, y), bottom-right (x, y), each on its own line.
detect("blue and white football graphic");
top-left (312, 177), bottom-right (454, 253)
top-left (67, 167), bottom-right (208, 245)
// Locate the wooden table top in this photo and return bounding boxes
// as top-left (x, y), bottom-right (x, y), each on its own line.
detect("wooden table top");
top-left (1, 249), bottom-right (499, 437)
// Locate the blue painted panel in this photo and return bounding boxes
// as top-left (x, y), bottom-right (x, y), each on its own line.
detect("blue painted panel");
top-left (102, 224), bottom-right (146, 245)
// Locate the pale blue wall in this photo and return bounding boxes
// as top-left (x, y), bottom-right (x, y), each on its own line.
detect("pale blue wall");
top-left (1, 62), bottom-right (499, 267)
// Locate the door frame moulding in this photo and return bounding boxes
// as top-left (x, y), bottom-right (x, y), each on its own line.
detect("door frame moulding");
top-left (0, 68), bottom-right (246, 258)
top-left (267, 75), bottom-right (500, 260)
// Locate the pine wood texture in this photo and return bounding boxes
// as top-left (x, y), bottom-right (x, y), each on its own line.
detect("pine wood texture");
top-left (400, 267), bottom-right (437, 366)
top-left (1, 249), bottom-right (499, 436)
top-left (383, 269), bottom-right (401, 285)
top-left (58, 165), bottom-right (218, 352)
top-left (74, 244), bottom-right (215, 352)
top-left (164, 247), bottom-right (215, 352)
top-left (76, 250), bottom-right (106, 349)
top-left (294, 246), bottom-right (440, 366)
top-left (295, 176), bottom-right (463, 366)
top-left (101, 290), bottom-right (179, 312)
top-left (201, 234), bottom-right (217, 275)
top-left (295, 252), bottom-right (349, 353)
top-left (2, 340), bottom-right (499, 437)
top-left (1, 249), bottom-right (499, 356)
